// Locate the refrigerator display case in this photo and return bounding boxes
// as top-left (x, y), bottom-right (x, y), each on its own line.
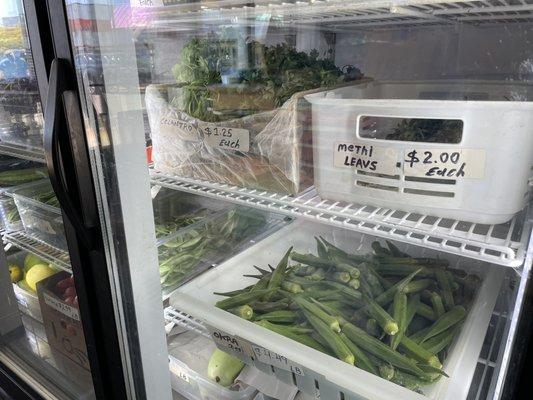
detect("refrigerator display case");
top-left (2, 0), bottom-right (533, 400)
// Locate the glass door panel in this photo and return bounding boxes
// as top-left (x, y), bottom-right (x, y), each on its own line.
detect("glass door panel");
top-left (0, 1), bottom-right (95, 398)
top-left (62, 1), bottom-right (533, 400)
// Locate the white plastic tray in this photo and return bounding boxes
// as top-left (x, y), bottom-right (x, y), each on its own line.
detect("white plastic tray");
top-left (170, 219), bottom-right (503, 400)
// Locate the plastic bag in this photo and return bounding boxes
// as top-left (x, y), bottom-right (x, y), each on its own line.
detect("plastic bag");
top-left (146, 83), bottom-right (316, 195)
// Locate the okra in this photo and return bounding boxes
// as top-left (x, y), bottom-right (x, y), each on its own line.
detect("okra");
top-left (376, 264), bottom-right (434, 277)
top-left (399, 336), bottom-right (442, 369)
top-left (331, 256), bottom-right (361, 278)
top-left (310, 298), bottom-right (350, 324)
top-left (315, 237), bottom-right (329, 259)
top-left (302, 311), bottom-right (355, 365)
top-left (342, 322), bottom-right (425, 377)
top-left (409, 327), bottom-right (431, 344)
top-left (420, 326), bottom-right (460, 354)
top-left (435, 269), bottom-right (455, 310)
top-left (421, 306), bottom-right (467, 343)
top-left (366, 318), bottom-right (380, 338)
top-left (363, 294), bottom-right (398, 336)
top-left (324, 281), bottom-right (363, 301)
top-left (216, 288), bottom-right (276, 310)
top-left (266, 247), bottom-right (293, 298)
top-left (250, 300), bottom-right (289, 313)
top-left (402, 279), bottom-right (434, 294)
top-left (229, 305), bottom-right (254, 320)
top-left (372, 241), bottom-right (391, 256)
top-left (391, 370), bottom-right (427, 392)
top-left (281, 281), bottom-right (304, 294)
top-left (294, 297), bottom-right (341, 332)
top-left (214, 285), bottom-right (253, 297)
top-left (430, 292), bottom-right (445, 318)
top-left (417, 303), bottom-right (437, 321)
top-left (339, 333), bottom-right (378, 374)
top-left (290, 253), bottom-right (334, 269)
top-left (405, 294), bottom-right (420, 330)
top-left (332, 271), bottom-right (351, 284)
top-left (292, 264), bottom-right (317, 277)
top-left (376, 256), bottom-right (448, 267)
top-left (390, 291), bottom-right (407, 350)
top-left (379, 364), bottom-right (395, 380)
top-left (251, 273), bottom-right (272, 292)
top-left (256, 310), bottom-right (298, 323)
top-left (256, 320), bottom-right (328, 353)
top-left (309, 269), bottom-right (326, 281)
top-left (348, 279), bottom-right (360, 290)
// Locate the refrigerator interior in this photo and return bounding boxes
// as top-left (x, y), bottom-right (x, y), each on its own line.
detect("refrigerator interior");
top-left (61, 1), bottom-right (533, 400)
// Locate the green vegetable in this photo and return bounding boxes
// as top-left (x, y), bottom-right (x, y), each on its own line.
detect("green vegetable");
top-left (256, 310), bottom-right (297, 323)
top-left (281, 281), bottom-right (304, 294)
top-left (216, 289), bottom-right (275, 310)
top-left (323, 281), bottom-right (363, 301)
top-left (256, 320), bottom-right (327, 353)
top-left (363, 294), bottom-right (398, 336)
top-left (266, 247), bottom-right (293, 298)
top-left (435, 269), bottom-right (455, 310)
top-left (405, 294), bottom-right (420, 330)
top-left (379, 364), bottom-right (395, 380)
top-left (339, 333), bottom-right (378, 374)
top-left (386, 240), bottom-right (410, 258)
top-left (390, 370), bottom-right (427, 392)
top-left (332, 271), bottom-right (351, 284)
top-left (366, 318), bottom-right (380, 338)
top-left (302, 311), bottom-right (354, 365)
top-left (291, 252), bottom-right (334, 269)
top-left (214, 286), bottom-right (253, 297)
top-left (390, 291), bottom-right (407, 350)
top-left (402, 279), bottom-right (434, 294)
top-left (421, 306), bottom-right (466, 343)
top-left (417, 303), bottom-right (437, 321)
top-left (348, 279), bottom-right (360, 290)
top-left (399, 336), bottom-right (442, 369)
top-left (228, 305), bottom-right (254, 320)
top-left (430, 292), bottom-right (446, 318)
top-left (250, 300), bottom-right (289, 313)
top-left (0, 168), bottom-right (47, 187)
top-left (420, 326), bottom-right (460, 354)
top-left (341, 322), bottom-right (425, 377)
top-left (207, 349), bottom-right (245, 387)
top-left (294, 297), bottom-right (341, 333)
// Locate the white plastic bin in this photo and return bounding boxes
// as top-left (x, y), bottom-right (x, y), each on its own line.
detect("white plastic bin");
top-left (170, 219), bottom-right (503, 400)
top-left (305, 80), bottom-right (533, 224)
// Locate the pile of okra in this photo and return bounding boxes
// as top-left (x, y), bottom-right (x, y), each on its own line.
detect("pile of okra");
top-left (214, 238), bottom-right (481, 393)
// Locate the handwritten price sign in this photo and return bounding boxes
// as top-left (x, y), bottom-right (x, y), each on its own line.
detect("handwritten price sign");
top-left (250, 345), bottom-right (305, 376)
top-left (403, 148), bottom-right (485, 179)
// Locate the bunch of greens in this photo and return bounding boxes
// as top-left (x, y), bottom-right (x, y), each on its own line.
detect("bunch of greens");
top-left (171, 37), bottom-right (362, 121)
top-left (386, 119), bottom-right (462, 143)
top-left (214, 239), bottom-right (480, 394)
top-left (159, 208), bottom-right (267, 291)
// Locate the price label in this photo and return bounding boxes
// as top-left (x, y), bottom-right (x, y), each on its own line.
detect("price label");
top-left (43, 292), bottom-right (80, 321)
top-left (333, 141), bottom-right (398, 175)
top-left (169, 360), bottom-right (190, 383)
top-left (209, 327), bottom-right (250, 356)
top-left (403, 148), bottom-right (485, 179)
top-left (130, 0), bottom-right (163, 7)
top-left (200, 124), bottom-right (250, 152)
top-left (250, 345), bottom-right (305, 376)
top-left (159, 112), bottom-right (199, 142)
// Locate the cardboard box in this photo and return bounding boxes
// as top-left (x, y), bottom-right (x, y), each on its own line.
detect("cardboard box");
top-left (37, 271), bottom-right (90, 371)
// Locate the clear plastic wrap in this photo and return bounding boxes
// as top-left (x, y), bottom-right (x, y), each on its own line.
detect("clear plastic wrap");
top-left (146, 83), bottom-right (316, 195)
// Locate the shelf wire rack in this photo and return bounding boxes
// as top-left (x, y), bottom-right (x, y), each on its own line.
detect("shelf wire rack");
top-left (3, 231), bottom-right (71, 272)
top-left (151, 171), bottom-right (531, 268)
top-left (136, 0), bottom-right (533, 30)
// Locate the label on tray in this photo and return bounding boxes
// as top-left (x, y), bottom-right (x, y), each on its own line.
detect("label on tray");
top-left (159, 112), bottom-right (200, 142)
top-left (43, 292), bottom-right (80, 321)
top-left (403, 148), bottom-right (485, 179)
top-left (250, 345), bottom-right (305, 376)
top-left (169, 359), bottom-right (190, 383)
top-left (200, 124), bottom-right (250, 152)
top-left (333, 141), bottom-right (399, 176)
top-left (209, 327), bottom-right (250, 356)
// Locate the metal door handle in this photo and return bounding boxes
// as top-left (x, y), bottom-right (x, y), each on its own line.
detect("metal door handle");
top-left (44, 58), bottom-right (92, 248)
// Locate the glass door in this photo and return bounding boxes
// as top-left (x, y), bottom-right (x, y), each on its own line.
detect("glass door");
top-left (59, 1), bottom-right (533, 400)
top-left (0, 1), bottom-right (107, 399)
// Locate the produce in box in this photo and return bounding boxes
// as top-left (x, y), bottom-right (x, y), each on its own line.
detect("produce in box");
top-left (214, 239), bottom-right (480, 394)
top-left (159, 208), bottom-right (267, 292)
top-left (146, 35), bottom-right (363, 195)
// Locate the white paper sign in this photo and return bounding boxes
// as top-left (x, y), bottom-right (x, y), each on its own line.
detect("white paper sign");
top-left (333, 141), bottom-right (398, 175)
top-left (200, 124), bottom-right (250, 152)
top-left (130, 0), bottom-right (163, 7)
top-left (403, 148), bottom-right (485, 179)
top-left (209, 327), bottom-right (250, 356)
top-left (169, 360), bottom-right (190, 383)
top-left (159, 112), bottom-right (200, 142)
top-left (250, 344), bottom-right (305, 376)
top-left (43, 292), bottom-right (80, 321)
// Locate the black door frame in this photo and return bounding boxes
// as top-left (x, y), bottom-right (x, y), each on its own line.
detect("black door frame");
top-left (0, 1), bottom-right (131, 399)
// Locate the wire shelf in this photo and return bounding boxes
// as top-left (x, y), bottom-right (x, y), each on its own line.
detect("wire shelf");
top-left (3, 231), bottom-right (71, 271)
top-left (150, 171), bottom-right (531, 268)
top-left (0, 142), bottom-right (45, 163)
top-left (135, 0), bottom-right (533, 30)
